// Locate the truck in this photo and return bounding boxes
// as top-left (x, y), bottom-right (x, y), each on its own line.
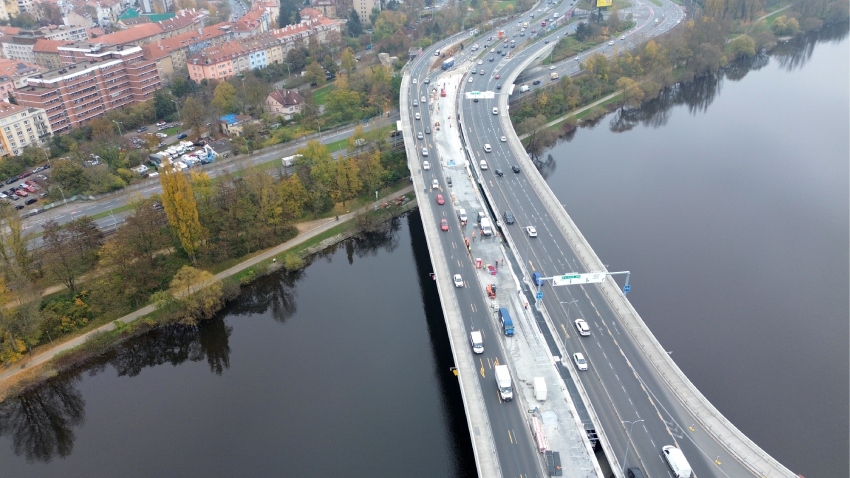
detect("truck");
top-left (282, 154), bottom-right (303, 167)
top-left (480, 217), bottom-right (493, 235)
top-left (662, 446), bottom-right (693, 478)
top-left (550, 72), bottom-right (560, 80)
top-left (519, 84), bottom-right (530, 93)
top-left (533, 377), bottom-right (547, 401)
top-left (470, 330), bottom-right (484, 354)
top-left (441, 57), bottom-right (455, 70)
top-left (494, 365), bottom-right (513, 401)
top-left (499, 307), bottom-right (514, 336)
top-left (498, 30), bottom-right (505, 39)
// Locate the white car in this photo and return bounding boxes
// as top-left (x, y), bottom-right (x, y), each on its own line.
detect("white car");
top-left (573, 352), bottom-right (588, 371)
top-left (423, 160), bottom-right (430, 170)
top-left (492, 107), bottom-right (499, 115)
top-left (453, 274), bottom-right (464, 288)
top-left (574, 319), bottom-right (591, 336)
top-left (549, 65), bottom-right (556, 70)
top-left (608, 40), bottom-right (615, 46)
top-left (500, 136), bottom-right (507, 142)
top-left (468, 77), bottom-right (474, 83)
top-left (479, 160), bottom-right (488, 170)
top-left (415, 112), bottom-right (421, 120)
top-left (620, 35), bottom-right (626, 40)
top-left (421, 96), bottom-right (426, 103)
top-left (483, 143), bottom-right (492, 152)
top-left (417, 131), bottom-right (423, 139)
top-left (432, 179), bottom-right (439, 189)
top-left (477, 59), bottom-right (483, 65)
top-left (526, 226), bottom-right (537, 237)
top-left (156, 132), bottom-right (168, 138)
top-left (421, 147), bottom-right (429, 157)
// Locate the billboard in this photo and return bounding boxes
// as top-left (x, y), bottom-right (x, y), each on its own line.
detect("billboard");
top-left (596, 0), bottom-right (612, 7)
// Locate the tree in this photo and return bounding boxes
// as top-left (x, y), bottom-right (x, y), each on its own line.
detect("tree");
top-left (616, 77), bottom-right (644, 108)
top-left (358, 149), bottom-right (386, 194)
top-left (278, 0), bottom-right (301, 27)
top-left (305, 61), bottom-right (326, 86)
top-left (348, 9), bottom-right (363, 36)
top-left (157, 265), bottom-right (223, 325)
top-left (159, 162), bottom-right (205, 262)
top-left (153, 90), bottom-right (177, 120)
top-left (51, 160), bottom-right (87, 194)
top-left (90, 117), bottom-right (116, 142)
top-left (517, 114), bottom-right (556, 158)
top-left (40, 217), bottom-right (104, 293)
top-left (340, 48), bottom-right (356, 74)
top-left (242, 75), bottom-right (271, 111)
top-left (335, 157), bottom-right (362, 206)
top-left (286, 48), bottom-right (307, 72)
top-left (725, 34), bottom-right (756, 60)
top-left (212, 81), bottom-right (238, 115)
top-left (0, 202), bottom-right (32, 279)
top-left (40, 3), bottom-right (64, 25)
top-left (181, 96), bottom-right (206, 137)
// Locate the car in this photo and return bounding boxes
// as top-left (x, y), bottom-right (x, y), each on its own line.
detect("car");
top-left (432, 179), bottom-right (440, 189)
top-left (423, 78), bottom-right (430, 84)
top-left (19, 171), bottom-right (32, 178)
top-left (521, 32), bottom-right (526, 36)
top-left (500, 136), bottom-right (507, 142)
top-left (533, 80), bottom-right (542, 85)
top-left (436, 194), bottom-right (445, 205)
top-left (425, 126), bottom-right (431, 134)
top-left (545, 40), bottom-right (550, 44)
top-left (477, 60), bottom-right (483, 65)
top-left (490, 57), bottom-right (495, 62)
top-left (494, 168), bottom-right (504, 177)
top-left (501, 50), bottom-right (507, 56)
top-left (492, 107), bottom-right (499, 115)
top-left (440, 219), bottom-right (449, 231)
top-left (511, 165), bottom-right (521, 173)
top-left (574, 319), bottom-right (591, 336)
top-left (480, 160), bottom-right (488, 170)
top-left (5, 177), bottom-right (18, 184)
top-left (483, 144), bottom-right (492, 152)
top-left (24, 198), bottom-right (36, 205)
top-left (412, 78), bottom-right (417, 84)
top-left (474, 98), bottom-right (479, 102)
top-left (503, 211), bottom-right (514, 224)
top-left (573, 352), bottom-right (588, 371)
top-left (415, 112), bottom-right (421, 120)
top-left (423, 160), bottom-right (430, 170)
top-left (420, 96), bottom-right (426, 104)
top-left (421, 147), bottom-right (428, 157)
top-left (496, 84), bottom-right (502, 89)
top-left (479, 70), bottom-right (485, 75)
top-left (156, 121), bottom-right (166, 126)
top-left (468, 77), bottom-right (474, 83)
top-left (549, 65), bottom-right (556, 70)
top-left (14, 190), bottom-right (27, 197)
top-left (620, 35), bottom-right (626, 40)
top-left (413, 99), bottom-right (419, 107)
top-left (495, 74), bottom-right (501, 79)
top-left (608, 40), bottom-right (615, 45)
top-left (471, 68), bottom-right (476, 74)
top-left (156, 132), bottom-right (168, 138)
top-left (453, 274), bottom-right (464, 288)
top-left (23, 185), bottom-right (36, 193)
top-left (417, 131), bottom-right (424, 139)
top-left (575, 56), bottom-right (581, 61)
top-left (626, 468), bottom-right (645, 478)
top-left (526, 226), bottom-right (538, 237)
top-left (137, 126), bottom-right (148, 133)
top-left (177, 133), bottom-right (188, 139)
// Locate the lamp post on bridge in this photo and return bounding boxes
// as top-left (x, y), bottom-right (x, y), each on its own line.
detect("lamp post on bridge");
top-left (559, 299), bottom-right (578, 320)
top-left (620, 419), bottom-right (644, 476)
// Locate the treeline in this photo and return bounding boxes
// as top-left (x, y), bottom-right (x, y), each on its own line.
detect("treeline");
top-left (0, 134), bottom-right (407, 365)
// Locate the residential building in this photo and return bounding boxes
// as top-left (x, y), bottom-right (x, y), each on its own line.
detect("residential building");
top-left (230, 7), bottom-right (271, 38)
top-left (0, 1), bottom-right (19, 22)
top-left (0, 57), bottom-right (44, 89)
top-left (0, 26), bottom-right (88, 63)
top-left (144, 23), bottom-right (234, 73)
top-left (0, 102), bottom-right (53, 157)
top-left (265, 89), bottom-right (304, 120)
top-left (33, 39), bottom-right (67, 69)
top-left (312, 0), bottom-right (337, 19)
top-left (65, 9), bottom-right (95, 29)
top-left (353, 0), bottom-right (379, 26)
top-left (92, 22), bottom-right (164, 46)
top-left (157, 9), bottom-right (206, 39)
top-left (140, 0), bottom-right (172, 15)
top-left (17, 44), bottom-right (161, 134)
top-left (218, 113), bottom-right (257, 136)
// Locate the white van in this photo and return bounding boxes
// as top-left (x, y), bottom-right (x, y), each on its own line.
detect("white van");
top-left (470, 330), bottom-right (484, 354)
top-left (483, 144), bottom-right (492, 152)
top-left (661, 446), bottom-right (693, 478)
top-left (519, 85), bottom-right (530, 92)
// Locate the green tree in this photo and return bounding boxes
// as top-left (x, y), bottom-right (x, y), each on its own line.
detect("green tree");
top-left (212, 81), bottom-right (238, 115)
top-left (286, 48), bottom-right (307, 72)
top-left (159, 162), bottom-right (205, 262)
top-left (340, 47), bottom-right (356, 74)
top-left (181, 96), bottom-right (206, 137)
top-left (725, 34), bottom-right (756, 60)
top-left (347, 9), bottom-right (363, 36)
top-left (51, 159), bottom-right (87, 194)
top-left (616, 77), bottom-right (644, 108)
top-left (153, 90), bottom-right (177, 120)
top-left (305, 61), bottom-right (326, 86)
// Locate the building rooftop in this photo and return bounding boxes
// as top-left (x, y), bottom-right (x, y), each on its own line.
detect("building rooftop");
top-left (33, 39), bottom-right (69, 54)
top-left (95, 23), bottom-right (164, 45)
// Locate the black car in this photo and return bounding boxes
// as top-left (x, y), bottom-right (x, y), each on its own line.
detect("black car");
top-left (533, 80), bottom-right (542, 85)
top-left (14, 204), bottom-right (23, 210)
top-left (474, 98), bottom-right (479, 102)
top-left (24, 198), bottom-right (37, 205)
top-left (5, 176), bottom-right (18, 184)
top-left (496, 84), bottom-right (502, 89)
top-left (489, 57), bottom-right (495, 62)
top-left (495, 169), bottom-right (504, 177)
top-left (511, 165), bottom-right (521, 173)
top-left (503, 211), bottom-right (515, 224)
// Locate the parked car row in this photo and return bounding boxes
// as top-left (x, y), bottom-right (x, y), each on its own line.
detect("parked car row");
top-left (4, 163), bottom-right (50, 186)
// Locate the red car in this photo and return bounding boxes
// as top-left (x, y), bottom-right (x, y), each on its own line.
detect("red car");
top-left (14, 189), bottom-right (27, 197)
top-left (23, 185), bottom-right (36, 193)
top-left (440, 219), bottom-right (449, 231)
top-left (436, 194), bottom-right (445, 205)
top-left (495, 74), bottom-right (501, 79)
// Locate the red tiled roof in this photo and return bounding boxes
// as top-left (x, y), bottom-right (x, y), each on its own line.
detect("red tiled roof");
top-left (95, 23), bottom-right (164, 45)
top-left (148, 24), bottom-right (232, 55)
top-left (33, 39), bottom-right (69, 53)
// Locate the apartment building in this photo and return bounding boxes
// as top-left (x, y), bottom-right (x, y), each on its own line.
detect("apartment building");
top-left (17, 44), bottom-right (160, 134)
top-left (353, 0), bottom-right (379, 26)
top-left (0, 102), bottom-right (53, 157)
top-left (0, 26), bottom-right (88, 63)
top-left (32, 39), bottom-right (67, 69)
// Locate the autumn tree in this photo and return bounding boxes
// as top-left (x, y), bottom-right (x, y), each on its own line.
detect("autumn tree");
top-left (305, 61), bottom-right (326, 86)
top-left (159, 162), bottom-right (205, 262)
top-left (155, 265), bottom-right (223, 325)
top-left (40, 217), bottom-right (104, 293)
top-left (616, 77), bottom-right (644, 108)
top-left (340, 47), bottom-right (356, 74)
top-left (212, 81), bottom-right (238, 115)
top-left (181, 96), bottom-right (206, 137)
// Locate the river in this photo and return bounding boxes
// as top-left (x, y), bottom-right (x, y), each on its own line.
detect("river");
top-left (0, 23), bottom-right (847, 478)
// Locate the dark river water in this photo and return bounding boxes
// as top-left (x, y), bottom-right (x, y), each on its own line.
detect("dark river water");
top-left (1, 24), bottom-right (847, 478)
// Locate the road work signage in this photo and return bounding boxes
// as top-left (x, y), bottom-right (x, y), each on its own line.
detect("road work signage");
top-left (552, 272), bottom-right (606, 286)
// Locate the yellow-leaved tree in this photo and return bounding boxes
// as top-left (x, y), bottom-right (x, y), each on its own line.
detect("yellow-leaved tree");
top-left (159, 162), bottom-right (205, 262)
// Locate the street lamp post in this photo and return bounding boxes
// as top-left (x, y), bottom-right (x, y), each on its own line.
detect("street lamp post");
top-left (111, 120), bottom-right (123, 136)
top-left (560, 299), bottom-right (578, 319)
top-left (52, 185), bottom-right (67, 206)
top-left (621, 419), bottom-right (644, 475)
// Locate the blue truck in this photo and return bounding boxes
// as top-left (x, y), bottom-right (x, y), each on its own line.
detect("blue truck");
top-left (441, 57), bottom-right (455, 70)
top-left (499, 308), bottom-right (514, 336)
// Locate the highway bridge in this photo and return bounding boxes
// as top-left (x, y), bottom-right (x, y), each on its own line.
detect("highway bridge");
top-left (401, 1), bottom-right (798, 477)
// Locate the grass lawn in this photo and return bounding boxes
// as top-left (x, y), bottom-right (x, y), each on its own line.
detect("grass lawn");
top-left (325, 137), bottom-right (349, 153)
top-left (162, 127), bottom-right (179, 136)
top-left (313, 83), bottom-right (336, 106)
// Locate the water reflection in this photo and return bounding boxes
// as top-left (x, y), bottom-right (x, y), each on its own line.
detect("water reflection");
top-left (773, 21), bottom-right (849, 71)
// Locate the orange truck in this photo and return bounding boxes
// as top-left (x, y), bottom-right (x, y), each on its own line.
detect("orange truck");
top-left (498, 30), bottom-right (505, 39)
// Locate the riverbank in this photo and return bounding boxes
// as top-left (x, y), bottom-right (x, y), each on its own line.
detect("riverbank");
top-left (0, 185), bottom-right (416, 401)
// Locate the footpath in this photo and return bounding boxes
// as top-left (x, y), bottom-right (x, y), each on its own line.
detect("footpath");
top-left (0, 185), bottom-right (414, 388)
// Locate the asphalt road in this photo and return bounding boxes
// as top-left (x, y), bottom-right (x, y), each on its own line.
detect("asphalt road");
top-left (404, 4), bottom-right (590, 475)
top-left (457, 2), bottom-right (764, 478)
